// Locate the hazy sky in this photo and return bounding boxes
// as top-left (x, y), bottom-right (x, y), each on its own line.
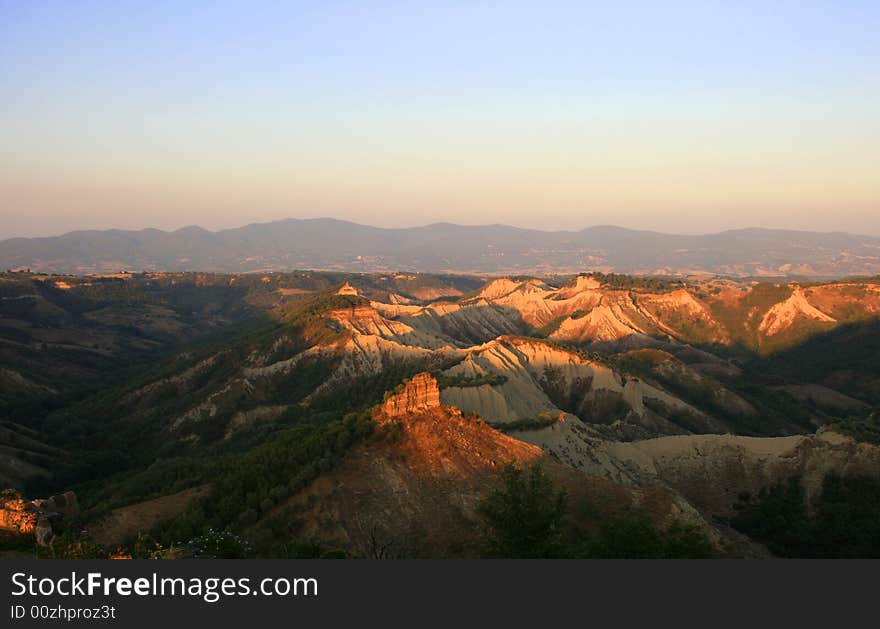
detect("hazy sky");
top-left (2, 1), bottom-right (879, 238)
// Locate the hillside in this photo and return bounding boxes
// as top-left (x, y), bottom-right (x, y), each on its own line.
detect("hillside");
top-left (252, 376), bottom-right (880, 557)
top-left (21, 373), bottom-right (880, 559)
top-left (252, 374), bottom-right (708, 557)
top-left (4, 219), bottom-right (880, 277)
top-left (4, 270), bottom-right (880, 489)
top-left (2, 269), bottom-right (880, 557)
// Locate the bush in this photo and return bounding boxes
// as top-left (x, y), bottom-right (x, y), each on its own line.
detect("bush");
top-left (489, 414), bottom-right (559, 433)
top-left (577, 511), bottom-right (713, 558)
top-left (730, 477), bottom-right (812, 556)
top-left (731, 473), bottom-right (880, 557)
top-left (39, 534), bottom-right (106, 559)
top-left (186, 529), bottom-right (253, 559)
top-left (435, 373), bottom-right (508, 389)
top-left (829, 411), bottom-right (880, 445)
top-left (478, 463), bottom-right (567, 558)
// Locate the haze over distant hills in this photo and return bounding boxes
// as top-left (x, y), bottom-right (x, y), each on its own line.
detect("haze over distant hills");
top-left (2, 218), bottom-right (880, 278)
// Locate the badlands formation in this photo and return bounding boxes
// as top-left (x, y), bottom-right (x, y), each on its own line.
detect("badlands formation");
top-left (3, 270), bottom-right (879, 556)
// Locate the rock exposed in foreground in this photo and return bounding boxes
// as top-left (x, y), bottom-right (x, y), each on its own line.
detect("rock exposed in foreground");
top-left (0, 490), bottom-right (79, 546)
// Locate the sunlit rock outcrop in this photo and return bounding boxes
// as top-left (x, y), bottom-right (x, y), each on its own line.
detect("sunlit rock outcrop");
top-left (381, 373), bottom-right (441, 418)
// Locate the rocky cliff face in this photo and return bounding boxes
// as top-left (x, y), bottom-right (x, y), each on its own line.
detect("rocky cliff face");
top-left (381, 373), bottom-right (441, 418)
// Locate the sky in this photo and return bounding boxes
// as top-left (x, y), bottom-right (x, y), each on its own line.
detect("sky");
top-left (2, 0), bottom-right (879, 238)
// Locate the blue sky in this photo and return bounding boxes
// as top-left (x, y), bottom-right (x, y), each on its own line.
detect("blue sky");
top-left (2, 1), bottom-right (879, 237)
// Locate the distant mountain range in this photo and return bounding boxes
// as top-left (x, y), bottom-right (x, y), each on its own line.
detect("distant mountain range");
top-left (2, 218), bottom-right (880, 277)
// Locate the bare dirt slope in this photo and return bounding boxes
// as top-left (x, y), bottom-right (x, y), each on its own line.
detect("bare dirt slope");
top-left (88, 486), bottom-right (210, 547)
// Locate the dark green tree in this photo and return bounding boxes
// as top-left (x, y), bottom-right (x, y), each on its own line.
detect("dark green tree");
top-left (478, 463), bottom-right (567, 558)
top-left (731, 477), bottom-right (813, 556)
top-left (809, 474), bottom-right (880, 558)
top-left (585, 511), bottom-right (664, 558)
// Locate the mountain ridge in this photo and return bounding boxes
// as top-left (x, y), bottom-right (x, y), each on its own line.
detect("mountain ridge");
top-left (4, 218), bottom-right (880, 278)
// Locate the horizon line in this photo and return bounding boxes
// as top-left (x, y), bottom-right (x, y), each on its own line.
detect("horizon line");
top-left (2, 217), bottom-right (878, 242)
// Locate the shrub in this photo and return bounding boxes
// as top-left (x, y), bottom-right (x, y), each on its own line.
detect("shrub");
top-left (435, 373), bottom-right (508, 389)
top-left (186, 529), bottom-right (253, 559)
top-left (478, 463), bottom-right (567, 558)
top-left (730, 473), bottom-right (880, 557)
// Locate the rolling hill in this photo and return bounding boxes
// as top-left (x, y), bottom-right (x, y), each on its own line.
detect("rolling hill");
top-left (3, 219), bottom-right (880, 277)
